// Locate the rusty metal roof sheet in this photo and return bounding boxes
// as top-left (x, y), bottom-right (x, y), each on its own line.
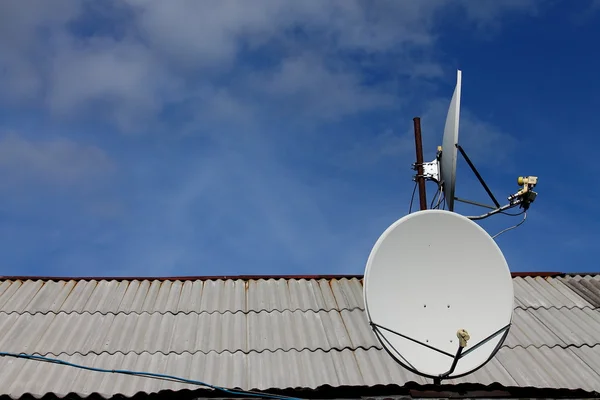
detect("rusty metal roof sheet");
top-left (0, 275), bottom-right (599, 399)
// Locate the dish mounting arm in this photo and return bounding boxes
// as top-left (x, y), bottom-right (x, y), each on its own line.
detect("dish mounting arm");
top-left (453, 144), bottom-right (539, 220)
top-left (369, 320), bottom-right (511, 383)
top-left (432, 324), bottom-right (511, 385)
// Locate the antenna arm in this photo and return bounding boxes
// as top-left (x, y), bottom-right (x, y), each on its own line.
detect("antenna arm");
top-left (462, 175), bottom-right (539, 220)
top-left (454, 196), bottom-right (497, 210)
top-left (456, 144), bottom-right (501, 209)
top-left (437, 330), bottom-right (470, 382)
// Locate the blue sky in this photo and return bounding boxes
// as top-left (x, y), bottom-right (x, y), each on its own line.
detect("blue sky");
top-left (1, 0), bottom-right (599, 277)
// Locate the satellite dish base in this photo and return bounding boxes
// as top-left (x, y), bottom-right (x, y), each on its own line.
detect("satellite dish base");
top-left (369, 320), bottom-right (511, 382)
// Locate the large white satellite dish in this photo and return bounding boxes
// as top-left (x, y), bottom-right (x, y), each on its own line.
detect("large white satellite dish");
top-left (363, 210), bottom-right (514, 381)
top-left (441, 70), bottom-right (461, 212)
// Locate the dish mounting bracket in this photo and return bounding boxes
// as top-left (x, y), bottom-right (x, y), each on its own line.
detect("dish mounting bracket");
top-left (369, 320), bottom-right (511, 383)
top-left (453, 144), bottom-right (539, 220)
top-left (420, 160), bottom-right (440, 182)
top-left (413, 160), bottom-right (440, 182)
top-left (413, 147), bottom-right (442, 183)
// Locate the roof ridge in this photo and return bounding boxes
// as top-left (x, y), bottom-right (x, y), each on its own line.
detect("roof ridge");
top-left (4, 271), bottom-right (599, 282)
top-left (0, 274), bottom-right (365, 282)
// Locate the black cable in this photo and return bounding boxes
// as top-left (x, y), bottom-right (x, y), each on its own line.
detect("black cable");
top-left (408, 181), bottom-right (417, 213)
top-left (430, 186), bottom-right (440, 209)
top-left (492, 212), bottom-right (527, 239)
top-left (0, 352), bottom-right (301, 400)
top-left (500, 209), bottom-right (525, 217)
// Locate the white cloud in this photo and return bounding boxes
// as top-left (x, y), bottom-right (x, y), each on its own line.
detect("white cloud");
top-left (258, 54), bottom-right (396, 121)
top-left (47, 37), bottom-right (180, 131)
top-left (0, 132), bottom-right (115, 188)
top-left (125, 0), bottom-right (434, 67)
top-left (0, 0), bottom-right (544, 130)
top-left (0, 0), bottom-right (82, 103)
top-left (331, 128), bottom-right (415, 172)
top-left (458, 0), bottom-right (542, 22)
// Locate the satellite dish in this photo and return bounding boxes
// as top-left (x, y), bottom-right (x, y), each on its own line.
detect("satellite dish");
top-left (416, 69), bottom-right (538, 222)
top-left (370, 68), bottom-right (538, 384)
top-left (441, 70), bottom-right (462, 212)
top-left (363, 210), bottom-right (514, 381)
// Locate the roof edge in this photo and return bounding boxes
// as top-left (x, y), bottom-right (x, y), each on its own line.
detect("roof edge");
top-left (0, 271), bottom-right (596, 282)
top-left (4, 382), bottom-right (598, 400)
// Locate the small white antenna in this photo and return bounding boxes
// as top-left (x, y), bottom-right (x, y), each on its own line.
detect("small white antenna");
top-left (441, 70), bottom-right (461, 212)
top-left (414, 69), bottom-right (539, 220)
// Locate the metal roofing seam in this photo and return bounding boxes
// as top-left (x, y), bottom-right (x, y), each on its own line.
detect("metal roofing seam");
top-left (3, 278), bottom-right (597, 315)
top-left (503, 308), bottom-right (565, 348)
top-left (2, 343), bottom-right (600, 359)
top-left (2, 308), bottom-right (598, 357)
top-left (513, 277), bottom-right (594, 309)
top-left (528, 307), bottom-right (600, 346)
top-left (561, 275), bottom-right (600, 308)
top-left (0, 308), bottom-right (380, 356)
top-left (0, 345), bottom-right (387, 361)
top-left (0, 279), bottom-right (366, 314)
top-left (1, 303), bottom-right (594, 318)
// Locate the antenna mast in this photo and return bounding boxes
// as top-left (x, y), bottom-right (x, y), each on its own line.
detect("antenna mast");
top-left (413, 117), bottom-right (427, 211)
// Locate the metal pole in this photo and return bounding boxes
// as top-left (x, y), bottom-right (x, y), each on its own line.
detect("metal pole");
top-left (413, 117), bottom-right (427, 211)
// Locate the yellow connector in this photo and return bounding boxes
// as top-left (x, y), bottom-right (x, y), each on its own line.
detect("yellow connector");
top-left (518, 176), bottom-right (538, 186)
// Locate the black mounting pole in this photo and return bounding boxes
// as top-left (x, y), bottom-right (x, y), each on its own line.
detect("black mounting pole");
top-left (439, 345), bottom-right (465, 379)
top-left (413, 117), bottom-right (427, 211)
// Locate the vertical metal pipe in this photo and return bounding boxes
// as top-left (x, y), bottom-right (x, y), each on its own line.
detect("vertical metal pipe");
top-left (413, 117), bottom-right (427, 211)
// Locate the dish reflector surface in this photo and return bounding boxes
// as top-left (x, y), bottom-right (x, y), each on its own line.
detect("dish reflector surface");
top-left (363, 210), bottom-right (513, 378)
top-left (441, 70), bottom-right (462, 211)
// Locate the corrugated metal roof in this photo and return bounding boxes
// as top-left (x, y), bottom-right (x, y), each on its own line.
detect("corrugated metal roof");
top-left (0, 275), bottom-right (599, 399)
top-left (0, 278), bottom-right (365, 314)
top-left (561, 275), bottom-right (600, 308)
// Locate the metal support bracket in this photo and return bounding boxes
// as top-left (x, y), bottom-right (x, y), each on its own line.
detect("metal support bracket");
top-left (411, 158), bottom-right (440, 183)
top-left (421, 160), bottom-right (440, 182)
top-left (370, 322), bottom-right (510, 384)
